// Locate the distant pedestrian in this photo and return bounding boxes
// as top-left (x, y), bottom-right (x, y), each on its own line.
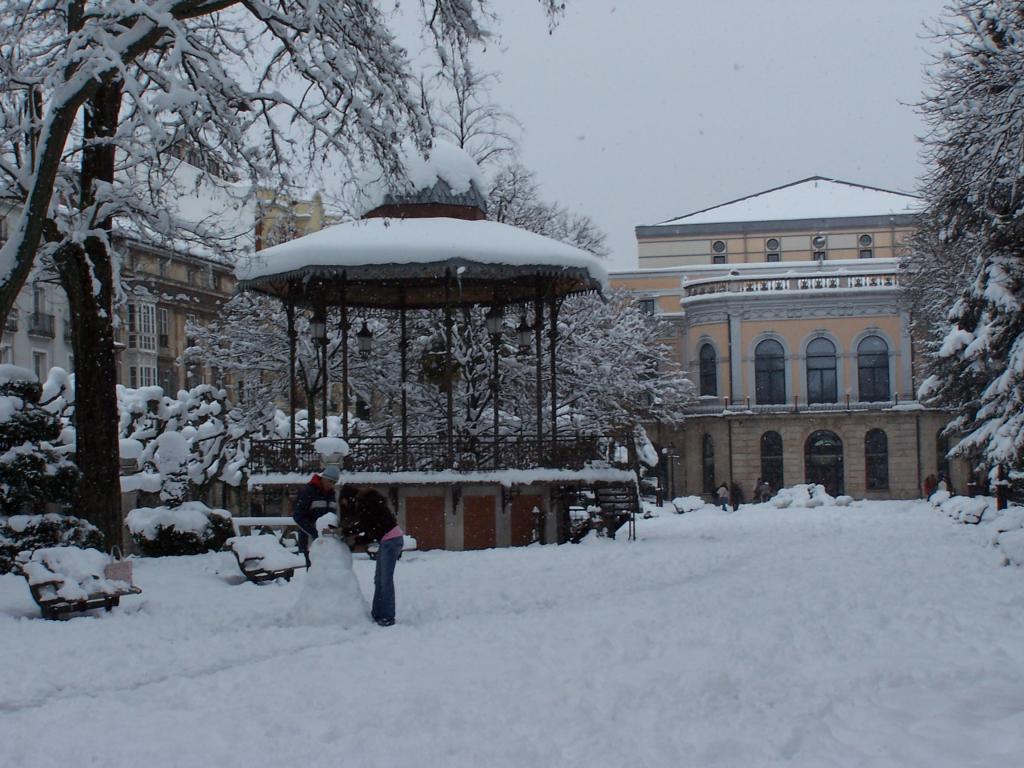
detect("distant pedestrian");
top-left (757, 479), bottom-right (772, 503)
top-left (339, 485), bottom-right (404, 627)
top-left (715, 482), bottom-right (730, 511)
top-left (730, 481), bottom-right (744, 511)
top-left (923, 474), bottom-right (938, 499)
top-left (292, 465), bottom-right (341, 567)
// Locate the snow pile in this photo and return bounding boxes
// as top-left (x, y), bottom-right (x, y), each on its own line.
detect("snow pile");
top-left (771, 484), bottom-right (835, 508)
top-left (286, 535), bottom-right (368, 627)
top-left (931, 494), bottom-right (1024, 566)
top-left (671, 495), bottom-right (710, 514)
top-left (20, 546), bottom-right (129, 601)
top-left (227, 534), bottom-right (305, 572)
top-left (351, 139), bottom-right (487, 216)
top-left (313, 437), bottom-right (349, 458)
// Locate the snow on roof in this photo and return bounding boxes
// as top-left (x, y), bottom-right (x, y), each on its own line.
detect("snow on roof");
top-left (237, 216), bottom-right (609, 289)
top-left (655, 177), bottom-right (922, 227)
top-left (354, 139), bottom-right (488, 216)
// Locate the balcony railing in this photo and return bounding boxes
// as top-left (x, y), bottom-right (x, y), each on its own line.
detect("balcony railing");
top-left (684, 395), bottom-right (915, 416)
top-left (683, 271), bottom-right (900, 300)
top-left (4, 308), bottom-right (17, 333)
top-left (249, 433), bottom-right (636, 475)
top-left (28, 312), bottom-right (55, 338)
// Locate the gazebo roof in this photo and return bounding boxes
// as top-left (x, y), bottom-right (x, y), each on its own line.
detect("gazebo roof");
top-left (237, 216), bottom-right (609, 309)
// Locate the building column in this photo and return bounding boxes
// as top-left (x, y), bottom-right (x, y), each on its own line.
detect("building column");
top-left (728, 310), bottom-right (742, 403)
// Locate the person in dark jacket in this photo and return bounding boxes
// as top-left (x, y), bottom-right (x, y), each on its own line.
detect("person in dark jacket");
top-left (292, 465), bottom-right (340, 567)
top-left (339, 484), bottom-right (404, 626)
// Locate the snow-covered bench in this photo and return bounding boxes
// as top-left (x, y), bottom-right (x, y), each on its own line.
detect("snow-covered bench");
top-left (19, 547), bottom-right (141, 620)
top-left (226, 534), bottom-right (307, 584)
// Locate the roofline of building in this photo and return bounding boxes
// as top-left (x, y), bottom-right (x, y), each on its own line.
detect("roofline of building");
top-left (635, 211), bottom-right (920, 240)
top-left (652, 176), bottom-right (921, 227)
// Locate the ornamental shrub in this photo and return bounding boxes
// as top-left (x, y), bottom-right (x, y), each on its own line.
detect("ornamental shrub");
top-left (0, 514), bottom-right (103, 574)
top-left (126, 502), bottom-right (233, 557)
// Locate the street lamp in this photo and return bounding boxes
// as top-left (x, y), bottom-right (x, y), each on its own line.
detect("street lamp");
top-left (356, 321), bottom-right (373, 356)
top-left (309, 317), bottom-right (327, 341)
top-left (485, 304), bottom-right (503, 337)
top-left (516, 315), bottom-right (532, 352)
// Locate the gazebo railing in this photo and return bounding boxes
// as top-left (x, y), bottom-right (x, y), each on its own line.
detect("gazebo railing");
top-left (249, 434), bottom-right (635, 475)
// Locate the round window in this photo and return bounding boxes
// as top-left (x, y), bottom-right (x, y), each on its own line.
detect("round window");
top-left (812, 235), bottom-right (827, 249)
top-left (712, 240), bottom-right (726, 254)
top-left (765, 238), bottom-right (780, 251)
top-left (859, 233), bottom-right (873, 247)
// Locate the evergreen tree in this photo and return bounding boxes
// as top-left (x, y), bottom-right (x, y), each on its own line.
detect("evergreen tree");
top-left (0, 367), bottom-right (78, 514)
top-left (913, 0), bottom-right (1024, 483)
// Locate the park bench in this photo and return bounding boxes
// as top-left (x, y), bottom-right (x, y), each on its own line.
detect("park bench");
top-left (226, 534), bottom-right (307, 584)
top-left (19, 547), bottom-right (141, 620)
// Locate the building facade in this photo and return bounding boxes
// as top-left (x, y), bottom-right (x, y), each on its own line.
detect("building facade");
top-left (612, 177), bottom-right (964, 501)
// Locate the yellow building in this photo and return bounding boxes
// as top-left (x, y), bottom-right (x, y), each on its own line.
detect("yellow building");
top-left (613, 177), bottom-right (963, 501)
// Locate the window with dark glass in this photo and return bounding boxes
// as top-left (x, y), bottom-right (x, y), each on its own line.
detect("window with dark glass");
top-left (765, 238), bottom-right (780, 251)
top-left (766, 252), bottom-right (781, 262)
top-left (806, 337), bottom-right (837, 404)
top-left (699, 343), bottom-right (717, 397)
top-left (755, 339), bottom-right (786, 404)
top-left (712, 240), bottom-right (726, 254)
top-left (637, 298), bottom-right (656, 315)
top-left (702, 433), bottom-right (715, 494)
top-left (857, 335), bottom-right (890, 401)
top-left (712, 253), bottom-right (726, 264)
top-left (865, 429), bottom-right (889, 489)
top-left (760, 431), bottom-right (784, 490)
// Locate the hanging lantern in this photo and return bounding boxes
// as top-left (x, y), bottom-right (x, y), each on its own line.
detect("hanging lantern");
top-left (356, 320), bottom-right (373, 355)
top-left (485, 305), bottom-right (503, 337)
top-left (309, 318), bottom-right (327, 341)
top-left (516, 316), bottom-right (532, 351)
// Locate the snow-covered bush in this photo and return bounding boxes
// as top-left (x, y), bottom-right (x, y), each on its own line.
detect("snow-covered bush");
top-left (119, 384), bottom-right (254, 505)
top-left (0, 513), bottom-right (103, 574)
top-left (771, 484), bottom-right (835, 509)
top-left (126, 502), bottom-right (233, 557)
top-left (0, 366), bottom-right (78, 515)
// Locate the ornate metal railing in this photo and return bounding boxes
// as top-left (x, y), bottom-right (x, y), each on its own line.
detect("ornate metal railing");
top-left (683, 271), bottom-right (900, 299)
top-left (249, 433), bottom-right (635, 475)
top-left (683, 396), bottom-right (912, 415)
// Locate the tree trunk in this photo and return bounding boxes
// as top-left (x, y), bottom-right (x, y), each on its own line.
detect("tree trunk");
top-left (53, 78), bottom-right (124, 548)
top-left (65, 272), bottom-right (123, 547)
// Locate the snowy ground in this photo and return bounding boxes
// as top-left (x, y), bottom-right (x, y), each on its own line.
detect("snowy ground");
top-left (2, 499), bottom-right (1023, 768)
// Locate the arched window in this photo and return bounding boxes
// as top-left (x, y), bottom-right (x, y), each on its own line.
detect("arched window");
top-left (760, 431), bottom-right (784, 490)
top-left (702, 433), bottom-right (715, 494)
top-left (806, 337), bottom-right (837, 404)
top-left (865, 429), bottom-right (889, 490)
top-left (699, 344), bottom-right (717, 397)
top-left (804, 430), bottom-right (844, 495)
top-left (857, 335), bottom-right (890, 402)
top-left (755, 339), bottom-right (786, 404)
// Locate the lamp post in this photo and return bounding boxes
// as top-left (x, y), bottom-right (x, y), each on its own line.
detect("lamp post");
top-left (310, 309), bottom-right (328, 438)
top-left (485, 305), bottom-right (503, 468)
top-left (662, 442), bottom-right (679, 501)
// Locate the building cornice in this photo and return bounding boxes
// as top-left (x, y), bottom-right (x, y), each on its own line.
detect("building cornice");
top-left (635, 212), bottom-right (919, 241)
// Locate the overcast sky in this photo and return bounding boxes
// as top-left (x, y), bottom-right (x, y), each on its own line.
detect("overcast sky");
top-left (463, 0), bottom-right (948, 269)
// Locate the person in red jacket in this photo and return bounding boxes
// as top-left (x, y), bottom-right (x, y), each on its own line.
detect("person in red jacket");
top-left (291, 465), bottom-right (340, 567)
top-left (339, 485), bottom-right (404, 626)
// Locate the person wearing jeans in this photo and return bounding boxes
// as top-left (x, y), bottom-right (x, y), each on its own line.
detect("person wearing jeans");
top-left (339, 485), bottom-right (404, 626)
top-left (372, 532), bottom-right (404, 626)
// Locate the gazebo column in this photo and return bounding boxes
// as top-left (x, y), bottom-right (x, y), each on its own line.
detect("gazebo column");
top-left (339, 275), bottom-right (350, 444)
top-left (444, 269), bottom-right (455, 467)
top-left (534, 280), bottom-right (544, 466)
top-left (400, 295), bottom-right (409, 470)
top-left (286, 292), bottom-right (297, 464)
top-left (548, 289), bottom-right (559, 466)
top-left (314, 297), bottom-right (328, 438)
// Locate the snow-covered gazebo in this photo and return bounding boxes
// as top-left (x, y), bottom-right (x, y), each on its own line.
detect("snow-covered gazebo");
top-left (237, 143), bottom-right (638, 548)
